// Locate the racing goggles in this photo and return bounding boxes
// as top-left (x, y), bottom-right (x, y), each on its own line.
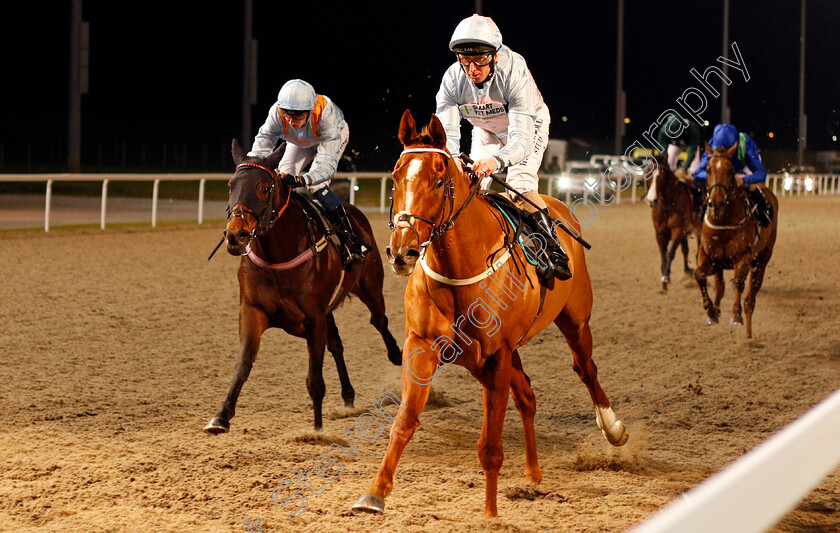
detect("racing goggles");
top-left (280, 108), bottom-right (310, 120)
top-left (456, 52), bottom-right (494, 67)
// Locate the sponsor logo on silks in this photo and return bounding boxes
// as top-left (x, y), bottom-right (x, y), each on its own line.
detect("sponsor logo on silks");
top-left (460, 101), bottom-right (506, 118)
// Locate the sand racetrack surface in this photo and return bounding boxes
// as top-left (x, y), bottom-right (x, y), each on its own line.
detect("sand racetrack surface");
top-left (1, 196), bottom-right (839, 532)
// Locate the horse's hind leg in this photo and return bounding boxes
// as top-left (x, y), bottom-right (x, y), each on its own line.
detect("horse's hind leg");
top-left (205, 304), bottom-right (269, 434)
top-left (511, 350), bottom-right (541, 485)
top-left (326, 312), bottom-right (355, 408)
top-left (744, 251), bottom-right (771, 339)
top-left (680, 236), bottom-right (694, 276)
top-left (353, 262), bottom-right (402, 366)
top-left (554, 313), bottom-right (628, 446)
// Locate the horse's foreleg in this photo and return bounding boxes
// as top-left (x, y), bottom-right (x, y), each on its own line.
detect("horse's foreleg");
top-left (205, 304), bottom-right (269, 434)
top-left (656, 231), bottom-right (670, 291)
top-left (713, 270), bottom-right (725, 320)
top-left (730, 255), bottom-right (750, 327)
top-left (744, 252), bottom-right (771, 339)
top-left (306, 316), bottom-right (329, 430)
top-left (662, 235), bottom-right (681, 291)
top-left (325, 312), bottom-right (354, 408)
top-left (555, 314), bottom-right (628, 446)
top-left (510, 350), bottom-right (541, 485)
top-left (354, 266), bottom-right (402, 366)
top-left (353, 338), bottom-right (436, 514)
top-left (695, 249), bottom-right (719, 325)
top-left (476, 349), bottom-right (513, 518)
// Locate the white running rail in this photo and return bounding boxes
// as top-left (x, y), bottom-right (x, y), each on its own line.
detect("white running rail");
top-left (630, 386), bottom-right (840, 533)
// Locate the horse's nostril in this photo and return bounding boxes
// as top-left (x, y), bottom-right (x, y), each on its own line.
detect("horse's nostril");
top-left (405, 249), bottom-right (420, 259)
top-left (236, 229), bottom-right (250, 241)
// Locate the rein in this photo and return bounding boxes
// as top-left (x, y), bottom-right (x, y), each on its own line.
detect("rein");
top-left (389, 148), bottom-right (482, 249)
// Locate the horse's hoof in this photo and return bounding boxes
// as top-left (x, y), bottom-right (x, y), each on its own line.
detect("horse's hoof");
top-left (660, 283), bottom-right (668, 293)
top-left (684, 268), bottom-right (695, 277)
top-left (352, 493), bottom-right (385, 514)
top-left (595, 407), bottom-right (629, 446)
top-left (706, 316), bottom-right (719, 326)
top-left (603, 420), bottom-right (629, 446)
top-left (730, 316), bottom-right (744, 326)
top-left (204, 417), bottom-right (230, 435)
top-left (388, 349), bottom-right (403, 366)
top-left (524, 468), bottom-right (543, 485)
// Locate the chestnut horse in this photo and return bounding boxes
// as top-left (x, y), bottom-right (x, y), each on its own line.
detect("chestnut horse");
top-left (352, 111), bottom-right (628, 518)
top-left (204, 139), bottom-right (402, 434)
top-left (695, 142), bottom-right (778, 338)
top-left (645, 157), bottom-right (701, 292)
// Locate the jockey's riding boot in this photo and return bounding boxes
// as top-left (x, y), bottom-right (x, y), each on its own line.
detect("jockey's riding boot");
top-left (517, 190), bottom-right (572, 282)
top-left (530, 210), bottom-right (572, 281)
top-left (327, 205), bottom-right (368, 266)
top-left (746, 186), bottom-right (773, 227)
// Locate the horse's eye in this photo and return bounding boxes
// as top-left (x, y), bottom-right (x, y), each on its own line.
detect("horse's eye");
top-left (434, 180), bottom-right (444, 189)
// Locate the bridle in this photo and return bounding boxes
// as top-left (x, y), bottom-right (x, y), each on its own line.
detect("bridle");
top-left (389, 147), bottom-right (481, 249)
top-left (704, 152), bottom-right (749, 228)
top-left (705, 153), bottom-right (737, 209)
top-left (227, 162), bottom-right (292, 239)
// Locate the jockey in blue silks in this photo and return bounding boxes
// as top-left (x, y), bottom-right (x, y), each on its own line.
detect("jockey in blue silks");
top-left (694, 123), bottom-right (773, 226)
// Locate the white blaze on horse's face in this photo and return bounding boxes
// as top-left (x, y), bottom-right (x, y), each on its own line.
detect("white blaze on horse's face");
top-left (645, 170), bottom-right (659, 206)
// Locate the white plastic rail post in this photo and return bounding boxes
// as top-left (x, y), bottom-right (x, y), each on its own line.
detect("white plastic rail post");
top-left (100, 179), bottom-right (109, 230)
top-left (198, 178), bottom-right (206, 224)
top-left (152, 179), bottom-right (160, 227)
top-left (45, 179), bottom-right (53, 232)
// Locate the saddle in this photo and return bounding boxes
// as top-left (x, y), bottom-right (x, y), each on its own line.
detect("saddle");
top-left (481, 191), bottom-right (543, 267)
top-left (289, 192), bottom-right (343, 257)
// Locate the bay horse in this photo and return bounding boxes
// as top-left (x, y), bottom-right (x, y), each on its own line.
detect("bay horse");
top-left (644, 157), bottom-right (701, 292)
top-left (352, 111), bottom-right (628, 518)
top-left (694, 142), bottom-right (778, 338)
top-left (204, 139), bottom-right (402, 434)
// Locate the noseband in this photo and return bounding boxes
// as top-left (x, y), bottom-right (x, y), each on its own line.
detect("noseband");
top-left (389, 148), bottom-right (480, 248)
top-left (227, 162), bottom-right (292, 238)
top-left (706, 153), bottom-right (735, 208)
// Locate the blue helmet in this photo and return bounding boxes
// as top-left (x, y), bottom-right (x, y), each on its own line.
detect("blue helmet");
top-left (277, 79), bottom-right (317, 111)
top-left (710, 123), bottom-right (738, 149)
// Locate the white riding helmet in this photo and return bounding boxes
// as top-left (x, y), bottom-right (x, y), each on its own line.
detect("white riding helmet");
top-left (276, 79), bottom-right (317, 111)
top-left (448, 14), bottom-right (503, 53)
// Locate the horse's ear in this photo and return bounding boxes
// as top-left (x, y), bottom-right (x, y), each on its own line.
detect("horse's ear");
top-left (704, 141), bottom-right (713, 155)
top-left (232, 138), bottom-right (245, 164)
top-left (266, 142), bottom-right (287, 169)
top-left (398, 109), bottom-right (419, 146)
top-left (427, 114), bottom-right (447, 149)
top-left (724, 141), bottom-right (738, 160)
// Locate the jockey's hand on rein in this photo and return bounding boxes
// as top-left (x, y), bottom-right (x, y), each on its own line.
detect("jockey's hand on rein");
top-left (281, 174), bottom-right (307, 188)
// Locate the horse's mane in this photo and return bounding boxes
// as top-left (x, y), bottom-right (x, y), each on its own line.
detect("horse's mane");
top-left (403, 126), bottom-right (443, 149)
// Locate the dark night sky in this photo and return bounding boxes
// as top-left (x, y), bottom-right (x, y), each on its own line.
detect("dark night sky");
top-left (2, 1), bottom-right (839, 171)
